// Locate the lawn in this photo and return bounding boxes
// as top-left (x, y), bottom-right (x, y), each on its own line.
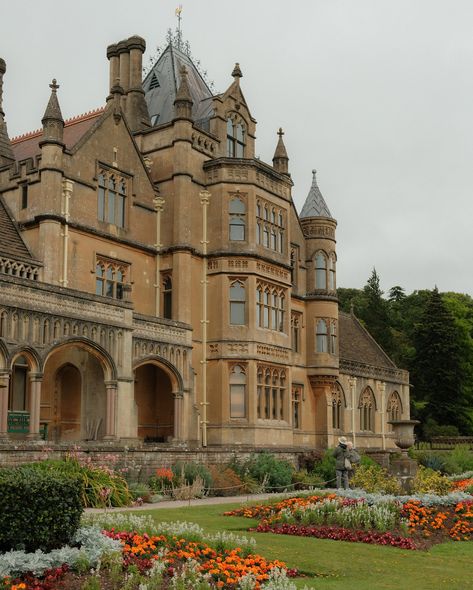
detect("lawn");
top-left (134, 501), bottom-right (473, 590)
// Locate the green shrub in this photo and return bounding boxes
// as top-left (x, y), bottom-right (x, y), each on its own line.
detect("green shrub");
top-left (412, 465), bottom-right (453, 495)
top-left (443, 445), bottom-right (473, 475)
top-left (350, 464), bottom-right (402, 494)
top-left (312, 449), bottom-right (336, 486)
top-left (27, 456), bottom-right (131, 508)
top-left (418, 453), bottom-right (447, 473)
top-left (128, 482), bottom-right (152, 502)
top-left (0, 467), bottom-right (83, 552)
top-left (244, 452), bottom-right (294, 491)
top-left (291, 469), bottom-right (324, 489)
top-left (172, 462), bottom-right (212, 489)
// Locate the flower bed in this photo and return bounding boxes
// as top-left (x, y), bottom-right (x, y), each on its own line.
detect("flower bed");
top-left (226, 493), bottom-right (473, 550)
top-left (1, 516), bottom-right (299, 590)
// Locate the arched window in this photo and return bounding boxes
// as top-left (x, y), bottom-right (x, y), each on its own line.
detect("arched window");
top-left (329, 254), bottom-right (336, 290)
top-left (95, 263), bottom-right (104, 296)
top-left (230, 281), bottom-right (246, 325)
top-left (292, 384), bottom-right (302, 429)
top-left (331, 384), bottom-right (344, 430)
top-left (229, 197), bottom-right (246, 241)
top-left (95, 258), bottom-right (128, 299)
top-left (330, 321), bottom-right (337, 354)
top-left (359, 387), bottom-right (376, 432)
top-left (97, 169), bottom-right (127, 228)
top-left (163, 276), bottom-right (172, 319)
top-left (316, 319), bottom-right (328, 352)
top-left (387, 391), bottom-right (402, 424)
top-left (229, 365), bottom-right (246, 418)
top-left (227, 119), bottom-right (245, 157)
top-left (315, 252), bottom-right (327, 290)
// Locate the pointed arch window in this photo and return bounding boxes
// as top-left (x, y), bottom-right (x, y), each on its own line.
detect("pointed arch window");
top-left (316, 319), bottom-right (328, 352)
top-left (98, 168), bottom-right (127, 228)
top-left (331, 384), bottom-right (344, 430)
top-left (229, 197), bottom-right (246, 241)
top-left (227, 119), bottom-right (245, 157)
top-left (315, 252), bottom-right (327, 290)
top-left (387, 391), bottom-right (402, 424)
top-left (329, 254), bottom-right (336, 291)
top-left (330, 321), bottom-right (337, 354)
top-left (9, 355), bottom-right (29, 412)
top-left (258, 365), bottom-right (287, 421)
top-left (95, 257), bottom-right (128, 300)
top-left (256, 199), bottom-right (285, 253)
top-left (230, 365), bottom-right (246, 418)
top-left (359, 387), bottom-right (376, 432)
top-left (230, 280), bottom-right (246, 325)
top-left (256, 283), bottom-right (285, 332)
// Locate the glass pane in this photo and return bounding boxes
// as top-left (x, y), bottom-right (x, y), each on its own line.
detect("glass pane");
top-left (119, 180), bottom-right (126, 195)
top-left (229, 219), bottom-right (245, 241)
top-left (263, 307), bottom-right (269, 328)
top-left (98, 173), bottom-right (105, 187)
top-left (230, 384), bottom-right (245, 418)
top-left (229, 198), bottom-right (245, 214)
top-left (316, 253), bottom-right (326, 269)
top-left (236, 142), bottom-right (244, 158)
top-left (227, 138), bottom-right (234, 157)
top-left (106, 281), bottom-right (114, 298)
top-left (117, 195), bottom-right (125, 227)
top-left (96, 264), bottom-right (103, 277)
top-left (164, 292), bottom-right (172, 319)
top-left (236, 124), bottom-right (244, 142)
top-left (317, 334), bottom-right (328, 353)
top-left (116, 283), bottom-right (124, 300)
top-left (95, 278), bottom-right (103, 296)
top-left (316, 268), bottom-right (327, 289)
top-left (108, 191), bottom-right (115, 223)
top-left (230, 302), bottom-right (245, 325)
top-left (227, 119), bottom-right (234, 135)
top-left (230, 283), bottom-right (245, 301)
top-left (271, 231), bottom-right (277, 250)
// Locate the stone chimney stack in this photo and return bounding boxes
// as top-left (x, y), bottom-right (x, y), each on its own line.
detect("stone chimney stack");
top-left (0, 58), bottom-right (15, 167)
top-left (106, 36), bottom-right (150, 132)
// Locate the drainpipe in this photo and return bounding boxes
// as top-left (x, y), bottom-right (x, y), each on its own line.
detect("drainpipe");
top-left (61, 179), bottom-right (73, 287)
top-left (199, 190), bottom-right (211, 447)
top-left (153, 194), bottom-right (165, 316)
top-left (349, 376), bottom-right (357, 447)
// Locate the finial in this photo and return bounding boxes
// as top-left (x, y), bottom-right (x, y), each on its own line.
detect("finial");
top-left (175, 5), bottom-right (183, 50)
top-left (49, 78), bottom-right (59, 92)
top-left (232, 63), bottom-right (243, 79)
top-left (278, 127), bottom-right (284, 138)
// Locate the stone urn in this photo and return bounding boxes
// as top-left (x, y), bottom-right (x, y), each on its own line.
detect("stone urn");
top-left (388, 420), bottom-right (420, 493)
top-left (388, 419), bottom-right (420, 454)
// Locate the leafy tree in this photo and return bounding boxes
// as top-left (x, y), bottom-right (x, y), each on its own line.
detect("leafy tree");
top-left (411, 287), bottom-right (472, 435)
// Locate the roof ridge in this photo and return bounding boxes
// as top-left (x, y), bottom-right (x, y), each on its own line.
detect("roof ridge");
top-left (11, 107), bottom-right (105, 144)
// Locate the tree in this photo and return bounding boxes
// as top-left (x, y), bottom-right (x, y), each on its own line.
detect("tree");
top-left (411, 287), bottom-right (472, 435)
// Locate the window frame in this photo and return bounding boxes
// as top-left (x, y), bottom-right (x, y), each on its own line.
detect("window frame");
top-left (229, 280), bottom-right (246, 326)
top-left (97, 167), bottom-right (128, 229)
top-left (229, 364), bottom-right (247, 418)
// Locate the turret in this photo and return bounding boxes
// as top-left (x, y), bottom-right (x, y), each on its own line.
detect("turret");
top-left (0, 58), bottom-right (15, 167)
top-left (272, 128), bottom-right (289, 175)
top-left (40, 79), bottom-right (64, 147)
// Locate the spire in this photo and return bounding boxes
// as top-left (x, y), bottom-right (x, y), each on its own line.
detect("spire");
top-left (0, 58), bottom-right (15, 166)
top-left (41, 79), bottom-right (64, 145)
top-left (272, 127), bottom-right (289, 175)
top-left (174, 65), bottom-right (193, 119)
top-left (300, 169), bottom-right (332, 218)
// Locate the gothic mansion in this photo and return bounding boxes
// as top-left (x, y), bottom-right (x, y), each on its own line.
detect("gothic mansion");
top-left (0, 34), bottom-right (409, 450)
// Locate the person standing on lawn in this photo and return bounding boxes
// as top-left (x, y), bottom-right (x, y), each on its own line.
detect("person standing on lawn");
top-left (333, 436), bottom-right (351, 489)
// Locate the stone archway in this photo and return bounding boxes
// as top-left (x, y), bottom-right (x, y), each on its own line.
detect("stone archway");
top-left (53, 364), bottom-right (81, 441)
top-left (134, 363), bottom-right (174, 442)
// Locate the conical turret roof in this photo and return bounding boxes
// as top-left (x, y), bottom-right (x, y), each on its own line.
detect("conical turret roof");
top-left (300, 170), bottom-right (332, 218)
top-left (143, 42), bottom-right (213, 128)
top-left (42, 79), bottom-right (64, 123)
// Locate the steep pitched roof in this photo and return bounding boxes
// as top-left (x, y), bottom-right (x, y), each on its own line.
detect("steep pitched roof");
top-left (300, 169), bottom-right (332, 218)
top-left (143, 43), bottom-right (213, 126)
top-left (0, 195), bottom-right (37, 263)
top-left (11, 108), bottom-right (105, 162)
top-left (338, 311), bottom-right (396, 369)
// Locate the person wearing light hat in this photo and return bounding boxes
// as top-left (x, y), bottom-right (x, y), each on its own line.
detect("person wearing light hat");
top-left (333, 436), bottom-right (351, 489)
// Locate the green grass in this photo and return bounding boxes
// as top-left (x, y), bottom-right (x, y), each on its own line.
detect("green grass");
top-left (133, 502), bottom-right (473, 590)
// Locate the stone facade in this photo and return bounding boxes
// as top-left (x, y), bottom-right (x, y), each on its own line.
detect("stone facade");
top-left (0, 32), bottom-right (409, 454)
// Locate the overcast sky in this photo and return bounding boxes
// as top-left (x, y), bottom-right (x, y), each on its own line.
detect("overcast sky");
top-left (2, 0), bottom-right (473, 296)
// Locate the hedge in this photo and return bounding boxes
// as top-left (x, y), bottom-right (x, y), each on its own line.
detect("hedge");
top-left (0, 466), bottom-right (83, 552)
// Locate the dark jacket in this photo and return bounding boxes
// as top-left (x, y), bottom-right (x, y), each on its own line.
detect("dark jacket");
top-left (333, 444), bottom-right (350, 470)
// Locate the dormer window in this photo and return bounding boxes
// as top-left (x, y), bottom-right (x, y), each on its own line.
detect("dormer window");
top-left (227, 118), bottom-right (245, 157)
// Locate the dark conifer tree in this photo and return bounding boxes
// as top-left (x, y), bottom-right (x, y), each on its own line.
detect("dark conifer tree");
top-left (411, 287), bottom-right (472, 434)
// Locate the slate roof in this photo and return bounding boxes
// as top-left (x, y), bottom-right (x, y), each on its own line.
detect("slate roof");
top-left (300, 169), bottom-right (332, 218)
top-left (143, 43), bottom-right (213, 128)
top-left (11, 108), bottom-right (104, 162)
top-left (338, 311), bottom-right (396, 369)
top-left (0, 195), bottom-right (37, 263)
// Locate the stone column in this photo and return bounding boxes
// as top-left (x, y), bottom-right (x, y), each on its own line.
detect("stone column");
top-left (173, 391), bottom-right (184, 441)
top-left (104, 381), bottom-right (117, 439)
top-left (348, 376), bottom-right (357, 447)
top-left (27, 374), bottom-right (42, 439)
top-left (0, 373), bottom-right (10, 440)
